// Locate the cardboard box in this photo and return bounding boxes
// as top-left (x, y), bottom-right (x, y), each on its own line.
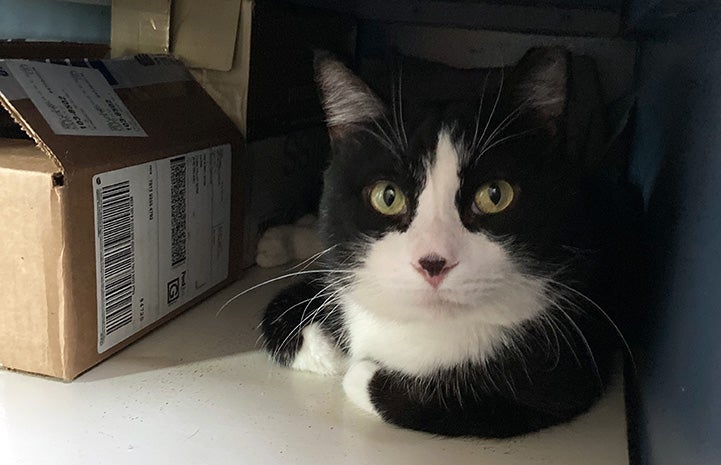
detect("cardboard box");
top-left (0, 55), bottom-right (244, 380)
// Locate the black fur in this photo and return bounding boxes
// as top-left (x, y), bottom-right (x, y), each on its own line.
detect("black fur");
top-left (262, 279), bottom-right (346, 366)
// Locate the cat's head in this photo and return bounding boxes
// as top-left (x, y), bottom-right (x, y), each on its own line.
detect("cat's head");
top-left (315, 48), bottom-right (584, 327)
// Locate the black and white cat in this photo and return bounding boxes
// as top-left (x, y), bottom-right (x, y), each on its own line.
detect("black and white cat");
top-left (261, 47), bottom-right (639, 438)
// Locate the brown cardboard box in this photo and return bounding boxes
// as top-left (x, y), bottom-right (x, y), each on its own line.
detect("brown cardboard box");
top-left (0, 55), bottom-right (244, 380)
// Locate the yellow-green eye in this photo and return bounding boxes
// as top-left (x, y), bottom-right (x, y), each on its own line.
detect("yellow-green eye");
top-left (474, 180), bottom-right (515, 214)
top-left (369, 181), bottom-right (407, 216)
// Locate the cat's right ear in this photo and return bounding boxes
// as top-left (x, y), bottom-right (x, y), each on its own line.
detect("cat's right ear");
top-left (314, 51), bottom-right (385, 139)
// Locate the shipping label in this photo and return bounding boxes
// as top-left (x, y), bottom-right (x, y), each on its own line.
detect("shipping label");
top-left (93, 144), bottom-right (231, 352)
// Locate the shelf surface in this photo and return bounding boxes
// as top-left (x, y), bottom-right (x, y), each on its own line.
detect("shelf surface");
top-left (0, 266), bottom-right (629, 465)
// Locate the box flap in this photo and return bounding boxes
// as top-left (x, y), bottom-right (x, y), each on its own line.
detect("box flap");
top-left (0, 56), bottom-right (238, 176)
top-left (0, 68), bottom-right (63, 172)
top-left (111, 0), bottom-right (171, 58)
top-left (171, 0), bottom-right (243, 71)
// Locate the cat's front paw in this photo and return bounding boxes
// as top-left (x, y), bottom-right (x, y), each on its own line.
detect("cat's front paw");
top-left (343, 360), bottom-right (381, 417)
top-left (256, 226), bottom-right (293, 268)
top-left (291, 324), bottom-right (348, 376)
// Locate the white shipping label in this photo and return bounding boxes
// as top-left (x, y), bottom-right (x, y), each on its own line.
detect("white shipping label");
top-left (4, 61), bottom-right (146, 137)
top-left (0, 63), bottom-right (26, 101)
top-left (93, 144), bottom-right (232, 353)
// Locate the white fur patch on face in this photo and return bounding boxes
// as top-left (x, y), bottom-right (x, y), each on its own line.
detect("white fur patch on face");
top-left (343, 360), bottom-right (381, 417)
top-left (344, 129), bottom-right (548, 376)
top-left (290, 324), bottom-right (348, 376)
top-left (408, 131), bottom-right (464, 265)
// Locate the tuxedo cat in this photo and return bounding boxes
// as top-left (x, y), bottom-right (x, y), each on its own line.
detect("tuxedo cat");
top-left (261, 47), bottom-right (639, 438)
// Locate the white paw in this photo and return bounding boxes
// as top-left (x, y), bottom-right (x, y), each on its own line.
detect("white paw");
top-left (343, 360), bottom-right (381, 416)
top-left (256, 226), bottom-right (292, 268)
top-left (291, 324), bottom-right (348, 376)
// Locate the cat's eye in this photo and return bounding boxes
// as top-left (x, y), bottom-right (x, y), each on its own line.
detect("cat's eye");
top-left (473, 180), bottom-right (515, 214)
top-left (369, 181), bottom-right (407, 216)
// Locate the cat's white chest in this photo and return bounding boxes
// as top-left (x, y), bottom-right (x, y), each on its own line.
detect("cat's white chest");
top-left (342, 296), bottom-right (506, 377)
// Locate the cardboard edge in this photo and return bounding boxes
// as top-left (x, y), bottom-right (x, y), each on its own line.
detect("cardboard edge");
top-left (0, 95), bottom-right (65, 176)
top-left (53, 184), bottom-right (71, 380)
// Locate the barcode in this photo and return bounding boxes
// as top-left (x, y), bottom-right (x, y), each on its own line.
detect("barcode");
top-left (99, 181), bottom-right (135, 336)
top-left (170, 157), bottom-right (187, 266)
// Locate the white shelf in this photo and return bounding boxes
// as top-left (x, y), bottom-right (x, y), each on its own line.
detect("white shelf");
top-left (0, 266), bottom-right (629, 465)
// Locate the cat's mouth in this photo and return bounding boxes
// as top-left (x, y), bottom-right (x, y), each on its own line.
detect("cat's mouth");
top-left (412, 288), bottom-right (474, 310)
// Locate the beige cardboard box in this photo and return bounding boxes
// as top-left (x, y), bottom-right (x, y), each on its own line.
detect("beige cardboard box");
top-left (0, 55), bottom-right (244, 380)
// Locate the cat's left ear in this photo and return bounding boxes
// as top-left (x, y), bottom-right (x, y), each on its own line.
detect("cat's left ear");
top-left (314, 51), bottom-right (385, 139)
top-left (509, 47), bottom-right (569, 137)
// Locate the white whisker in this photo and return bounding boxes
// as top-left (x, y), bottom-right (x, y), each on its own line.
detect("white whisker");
top-left (476, 100), bottom-right (527, 154)
top-left (547, 279), bottom-right (636, 372)
top-left (398, 63), bottom-right (408, 149)
top-left (268, 289), bottom-right (337, 325)
top-left (391, 78), bottom-right (403, 150)
top-left (216, 269), bottom-right (353, 317)
top-left (476, 66), bottom-right (504, 154)
top-left (556, 307), bottom-right (602, 386)
top-left (285, 244), bottom-right (337, 273)
top-left (470, 71), bottom-right (491, 153)
top-left (478, 127), bottom-right (538, 157)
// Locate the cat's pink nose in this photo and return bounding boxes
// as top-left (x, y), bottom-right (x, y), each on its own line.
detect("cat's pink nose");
top-left (415, 254), bottom-right (457, 288)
